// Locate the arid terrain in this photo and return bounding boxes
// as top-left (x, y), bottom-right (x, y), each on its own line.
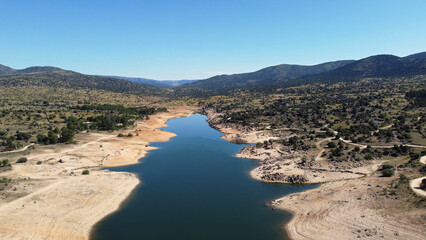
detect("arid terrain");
top-left (205, 108), bottom-right (426, 240)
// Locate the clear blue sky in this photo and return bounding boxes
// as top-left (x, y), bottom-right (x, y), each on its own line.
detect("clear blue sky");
top-left (1, 0), bottom-right (425, 80)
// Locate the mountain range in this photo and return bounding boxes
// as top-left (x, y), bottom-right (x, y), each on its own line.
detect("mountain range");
top-left (0, 51), bottom-right (424, 96)
top-left (0, 65), bottom-right (168, 95)
top-left (100, 76), bottom-right (198, 88)
top-left (292, 53), bottom-right (426, 86)
top-left (177, 52), bottom-right (425, 93)
top-left (0, 65), bottom-right (64, 75)
top-left (177, 60), bottom-right (355, 92)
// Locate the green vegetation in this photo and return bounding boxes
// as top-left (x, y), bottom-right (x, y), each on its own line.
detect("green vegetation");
top-left (420, 179), bottom-right (426, 190)
top-left (0, 71), bottom-right (168, 96)
top-left (0, 85), bottom-right (168, 150)
top-left (82, 169), bottom-right (90, 175)
top-left (16, 157), bottom-right (28, 163)
top-left (0, 159), bottom-right (10, 167)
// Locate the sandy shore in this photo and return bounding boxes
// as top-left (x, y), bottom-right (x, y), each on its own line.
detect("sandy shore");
top-left (0, 107), bottom-right (196, 240)
top-left (271, 177), bottom-right (425, 240)
top-left (204, 108), bottom-right (426, 240)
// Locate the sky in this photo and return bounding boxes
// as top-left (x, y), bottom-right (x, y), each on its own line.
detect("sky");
top-left (0, 0), bottom-right (425, 80)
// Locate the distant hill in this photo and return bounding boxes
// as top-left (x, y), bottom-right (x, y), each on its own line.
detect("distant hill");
top-left (102, 76), bottom-right (198, 88)
top-left (404, 51), bottom-right (426, 59)
top-left (0, 69), bottom-right (169, 96)
top-left (292, 54), bottom-right (426, 85)
top-left (0, 64), bottom-right (66, 75)
top-left (178, 60), bottom-right (355, 92)
top-left (0, 64), bottom-right (16, 75)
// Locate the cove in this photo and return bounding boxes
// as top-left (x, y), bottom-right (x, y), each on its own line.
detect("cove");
top-left (91, 114), bottom-right (316, 240)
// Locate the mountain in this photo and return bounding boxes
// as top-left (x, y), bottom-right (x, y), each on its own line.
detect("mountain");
top-left (178, 60), bottom-right (355, 92)
top-left (404, 51), bottom-right (426, 59)
top-left (0, 64), bottom-right (17, 74)
top-left (0, 65), bottom-right (66, 75)
top-left (16, 66), bottom-right (65, 74)
top-left (0, 69), bottom-right (169, 96)
top-left (292, 54), bottom-right (426, 85)
top-left (102, 76), bottom-right (198, 88)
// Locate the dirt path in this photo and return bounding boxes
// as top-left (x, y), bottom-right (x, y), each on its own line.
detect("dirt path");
top-left (0, 143), bottom-right (34, 155)
top-left (410, 154), bottom-right (426, 197)
top-left (338, 137), bottom-right (426, 149)
top-left (314, 137), bottom-right (333, 161)
top-left (410, 176), bottom-right (426, 197)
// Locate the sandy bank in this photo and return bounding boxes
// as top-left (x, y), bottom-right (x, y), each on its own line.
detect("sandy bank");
top-left (0, 107), bottom-right (196, 240)
top-left (272, 178), bottom-right (425, 240)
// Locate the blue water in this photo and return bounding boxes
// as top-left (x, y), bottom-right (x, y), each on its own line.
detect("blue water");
top-left (91, 114), bottom-right (315, 240)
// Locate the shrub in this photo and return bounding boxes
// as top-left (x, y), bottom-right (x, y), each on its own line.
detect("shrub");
top-left (381, 164), bottom-right (394, 170)
top-left (117, 133), bottom-right (124, 137)
top-left (398, 174), bottom-right (408, 183)
top-left (382, 169), bottom-right (395, 177)
top-left (127, 133), bottom-right (133, 137)
top-left (420, 179), bottom-right (426, 190)
top-left (327, 142), bottom-right (336, 148)
top-left (16, 157), bottom-right (28, 163)
top-left (1, 159), bottom-right (9, 167)
top-left (82, 169), bottom-right (90, 175)
top-left (36, 161), bottom-right (42, 165)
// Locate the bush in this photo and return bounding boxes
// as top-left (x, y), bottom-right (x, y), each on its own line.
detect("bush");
top-left (82, 169), bottom-right (90, 175)
top-left (381, 164), bottom-right (394, 170)
top-left (382, 169), bottom-right (395, 177)
top-left (420, 179), bottom-right (426, 190)
top-left (16, 157), bottom-right (28, 163)
top-left (127, 133), bottom-right (133, 137)
top-left (327, 142), bottom-right (336, 148)
top-left (1, 159), bottom-right (9, 167)
top-left (398, 174), bottom-right (409, 183)
top-left (36, 161), bottom-right (42, 165)
top-left (117, 133), bottom-right (124, 137)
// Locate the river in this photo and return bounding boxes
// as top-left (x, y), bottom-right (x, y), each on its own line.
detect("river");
top-left (91, 114), bottom-right (315, 240)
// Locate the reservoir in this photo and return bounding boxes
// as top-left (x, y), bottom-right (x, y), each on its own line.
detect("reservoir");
top-left (91, 114), bottom-right (315, 240)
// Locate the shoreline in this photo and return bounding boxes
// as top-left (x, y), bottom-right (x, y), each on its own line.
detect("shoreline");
top-left (204, 108), bottom-right (426, 240)
top-left (0, 107), bottom-right (196, 240)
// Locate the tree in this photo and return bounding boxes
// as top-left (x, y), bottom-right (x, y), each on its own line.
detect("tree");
top-left (1, 159), bottom-right (9, 167)
top-left (398, 174), bottom-right (408, 183)
top-left (60, 127), bottom-right (75, 143)
top-left (382, 169), bottom-right (394, 177)
top-left (327, 142), bottom-right (336, 148)
top-left (420, 179), bottom-right (426, 190)
top-left (16, 157), bottom-right (28, 163)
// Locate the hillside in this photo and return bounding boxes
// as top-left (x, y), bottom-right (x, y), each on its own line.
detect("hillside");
top-left (291, 53), bottom-right (426, 85)
top-left (103, 75), bottom-right (198, 88)
top-left (0, 71), bottom-right (170, 96)
top-left (0, 64), bottom-right (65, 75)
top-left (404, 51), bottom-right (426, 59)
top-left (177, 60), bottom-right (354, 92)
top-left (0, 64), bottom-right (16, 75)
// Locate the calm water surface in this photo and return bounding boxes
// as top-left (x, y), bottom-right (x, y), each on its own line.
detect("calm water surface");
top-left (91, 114), bottom-right (316, 240)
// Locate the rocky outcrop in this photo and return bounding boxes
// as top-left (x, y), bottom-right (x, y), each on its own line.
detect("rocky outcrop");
top-left (261, 173), bottom-right (307, 184)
